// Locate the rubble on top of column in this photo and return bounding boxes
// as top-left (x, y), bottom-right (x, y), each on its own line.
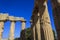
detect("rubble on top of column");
top-left (0, 13), bottom-right (9, 21)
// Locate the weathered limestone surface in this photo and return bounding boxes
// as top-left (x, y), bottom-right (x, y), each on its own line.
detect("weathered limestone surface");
top-left (0, 14), bottom-right (8, 40)
top-left (30, 20), bottom-right (36, 40)
top-left (30, 20), bottom-right (35, 40)
top-left (0, 22), bottom-right (4, 40)
top-left (35, 13), bottom-right (41, 40)
top-left (0, 14), bottom-right (8, 20)
top-left (42, 1), bottom-right (54, 40)
top-left (32, 26), bottom-right (36, 40)
top-left (31, 11), bottom-right (41, 40)
top-left (0, 14), bottom-right (27, 40)
top-left (14, 17), bottom-right (25, 21)
top-left (9, 16), bottom-right (16, 40)
top-left (9, 21), bottom-right (15, 40)
top-left (21, 20), bottom-right (26, 30)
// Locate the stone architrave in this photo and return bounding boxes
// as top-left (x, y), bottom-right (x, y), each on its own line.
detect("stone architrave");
top-left (42, 1), bottom-right (54, 40)
top-left (9, 16), bottom-right (16, 40)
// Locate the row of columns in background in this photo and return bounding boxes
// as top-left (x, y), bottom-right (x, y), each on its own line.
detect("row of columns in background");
top-left (31, 1), bottom-right (54, 40)
top-left (0, 14), bottom-right (26, 40)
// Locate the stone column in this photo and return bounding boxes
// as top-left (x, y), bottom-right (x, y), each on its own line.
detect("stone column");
top-left (32, 25), bottom-right (36, 40)
top-left (9, 21), bottom-right (15, 40)
top-left (42, 1), bottom-right (54, 40)
top-left (9, 16), bottom-right (16, 40)
top-left (21, 20), bottom-right (26, 30)
top-left (0, 21), bottom-right (4, 40)
top-left (20, 19), bottom-right (26, 40)
top-left (35, 13), bottom-right (41, 40)
top-left (30, 20), bottom-right (36, 40)
top-left (0, 14), bottom-right (8, 40)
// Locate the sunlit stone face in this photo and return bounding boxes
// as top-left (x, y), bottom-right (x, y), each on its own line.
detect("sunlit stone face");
top-left (0, 14), bottom-right (8, 20)
top-left (57, 0), bottom-right (60, 3)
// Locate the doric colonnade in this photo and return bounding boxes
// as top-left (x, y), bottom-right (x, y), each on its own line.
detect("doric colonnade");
top-left (31, 0), bottom-right (54, 40)
top-left (0, 13), bottom-right (26, 40)
top-left (0, 0), bottom-right (58, 40)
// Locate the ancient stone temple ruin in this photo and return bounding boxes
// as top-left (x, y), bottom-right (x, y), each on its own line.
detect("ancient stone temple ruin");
top-left (0, 13), bottom-right (26, 40)
top-left (0, 0), bottom-right (60, 40)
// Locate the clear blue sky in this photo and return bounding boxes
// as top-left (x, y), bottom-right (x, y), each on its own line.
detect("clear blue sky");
top-left (0, 0), bottom-right (55, 39)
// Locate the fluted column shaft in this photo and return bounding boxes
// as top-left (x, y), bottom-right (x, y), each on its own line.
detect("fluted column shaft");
top-left (33, 26), bottom-right (36, 40)
top-left (30, 20), bottom-right (36, 40)
top-left (42, 1), bottom-right (54, 40)
top-left (9, 21), bottom-right (15, 40)
top-left (0, 21), bottom-right (4, 40)
top-left (42, 23), bottom-right (48, 40)
top-left (35, 13), bottom-right (41, 40)
top-left (42, 21), bottom-right (54, 40)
